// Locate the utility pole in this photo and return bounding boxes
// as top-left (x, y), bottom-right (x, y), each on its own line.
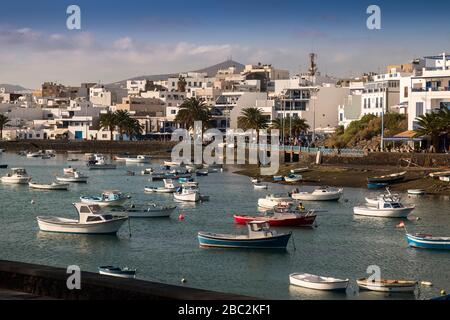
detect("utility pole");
top-left (381, 110), bottom-right (385, 152)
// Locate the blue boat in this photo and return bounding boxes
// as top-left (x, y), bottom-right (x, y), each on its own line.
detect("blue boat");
top-left (406, 233), bottom-right (450, 250)
top-left (273, 175), bottom-right (284, 182)
top-left (367, 182), bottom-right (388, 189)
top-left (179, 177), bottom-right (194, 183)
top-left (198, 221), bottom-right (291, 249)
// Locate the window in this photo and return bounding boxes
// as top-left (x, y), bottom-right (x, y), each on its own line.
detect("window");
top-left (339, 113), bottom-right (344, 121)
top-left (87, 216), bottom-right (102, 222)
top-left (376, 98), bottom-right (379, 108)
top-left (102, 134), bottom-right (107, 138)
top-left (171, 110), bottom-right (176, 114)
top-left (380, 97), bottom-right (383, 109)
top-left (80, 206), bottom-right (91, 213)
top-left (404, 87), bottom-right (409, 98)
top-left (416, 102), bottom-right (424, 117)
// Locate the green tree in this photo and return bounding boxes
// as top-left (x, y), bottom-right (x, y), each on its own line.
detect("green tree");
top-left (175, 97), bottom-right (211, 131)
top-left (123, 118), bottom-right (144, 141)
top-left (238, 107), bottom-right (269, 144)
top-left (115, 110), bottom-right (132, 140)
top-left (414, 112), bottom-right (443, 152)
top-left (99, 112), bottom-right (117, 141)
top-left (0, 114), bottom-right (10, 140)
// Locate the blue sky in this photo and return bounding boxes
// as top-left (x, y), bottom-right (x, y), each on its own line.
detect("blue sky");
top-left (1, 0), bottom-right (450, 88)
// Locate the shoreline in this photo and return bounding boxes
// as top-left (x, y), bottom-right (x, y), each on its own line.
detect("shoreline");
top-left (233, 163), bottom-right (450, 196)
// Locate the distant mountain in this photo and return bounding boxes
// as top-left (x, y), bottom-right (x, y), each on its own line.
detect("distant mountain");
top-left (0, 84), bottom-right (32, 93)
top-left (106, 60), bottom-right (245, 89)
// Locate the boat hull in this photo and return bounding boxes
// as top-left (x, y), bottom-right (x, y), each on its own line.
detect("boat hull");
top-left (353, 206), bottom-right (413, 218)
top-left (56, 177), bottom-right (88, 183)
top-left (198, 232), bottom-right (291, 249)
top-left (357, 279), bottom-right (416, 293)
top-left (174, 192), bottom-right (200, 202)
top-left (29, 183), bottom-right (69, 190)
top-left (80, 197), bottom-right (128, 207)
top-left (37, 217), bottom-right (127, 234)
top-left (99, 269), bottom-right (136, 279)
top-left (290, 274), bottom-right (349, 291)
top-left (1, 177), bottom-right (31, 184)
top-left (234, 215), bottom-right (316, 227)
top-left (292, 192), bottom-right (342, 201)
top-left (406, 234), bottom-right (450, 250)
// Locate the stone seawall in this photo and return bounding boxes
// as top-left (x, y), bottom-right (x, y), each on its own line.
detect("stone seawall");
top-left (0, 140), bottom-right (176, 155)
top-left (290, 152), bottom-right (450, 168)
top-left (0, 260), bottom-right (255, 300)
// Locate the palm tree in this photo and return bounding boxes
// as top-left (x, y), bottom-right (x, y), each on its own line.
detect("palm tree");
top-left (238, 107), bottom-right (269, 145)
top-left (175, 97), bottom-right (211, 131)
top-left (114, 110), bottom-right (132, 140)
top-left (99, 112), bottom-right (117, 141)
top-left (271, 117), bottom-right (310, 137)
top-left (123, 118), bottom-right (144, 141)
top-left (291, 117), bottom-right (310, 136)
top-left (414, 112), bottom-right (444, 152)
top-left (0, 114), bottom-right (10, 140)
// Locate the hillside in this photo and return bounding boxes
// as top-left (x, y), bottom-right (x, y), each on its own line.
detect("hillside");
top-left (0, 84), bottom-right (32, 93)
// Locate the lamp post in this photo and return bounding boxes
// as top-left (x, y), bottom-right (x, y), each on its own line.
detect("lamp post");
top-left (311, 87), bottom-right (320, 143)
top-left (381, 110), bottom-right (385, 152)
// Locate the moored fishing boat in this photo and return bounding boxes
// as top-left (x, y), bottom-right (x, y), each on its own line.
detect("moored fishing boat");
top-left (290, 167), bottom-right (310, 174)
top-left (258, 194), bottom-right (293, 209)
top-left (196, 169), bottom-right (209, 176)
top-left (63, 167), bottom-right (76, 174)
top-left (234, 205), bottom-right (316, 227)
top-left (367, 171), bottom-right (406, 184)
top-left (111, 203), bottom-right (176, 218)
top-left (273, 175), bottom-right (284, 182)
top-left (406, 233), bottom-right (450, 250)
top-left (80, 190), bottom-right (130, 207)
top-left (37, 203), bottom-right (128, 234)
top-left (198, 221), bottom-right (291, 249)
top-left (357, 278), bottom-right (417, 293)
top-left (407, 189), bottom-right (426, 196)
top-left (290, 273), bottom-right (349, 291)
top-left (253, 183), bottom-right (268, 190)
top-left (439, 176), bottom-right (450, 182)
top-left (354, 196), bottom-right (414, 218)
top-left (367, 182), bottom-right (389, 189)
top-left (29, 181), bottom-right (69, 191)
top-left (429, 170), bottom-right (450, 178)
top-left (56, 171), bottom-right (88, 183)
top-left (284, 174), bottom-right (302, 183)
top-left (144, 179), bottom-right (177, 193)
top-left (1, 168), bottom-right (32, 184)
top-left (291, 187), bottom-right (343, 201)
top-left (87, 154), bottom-right (117, 170)
top-left (98, 266), bottom-right (136, 279)
top-left (125, 155), bottom-right (151, 164)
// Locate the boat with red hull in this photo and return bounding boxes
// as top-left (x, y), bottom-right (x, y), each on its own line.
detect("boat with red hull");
top-left (234, 213), bottom-right (316, 227)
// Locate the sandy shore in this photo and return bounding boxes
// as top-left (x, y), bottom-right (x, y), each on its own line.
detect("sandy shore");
top-left (233, 162), bottom-right (450, 196)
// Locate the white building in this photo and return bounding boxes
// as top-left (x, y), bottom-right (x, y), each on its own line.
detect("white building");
top-left (408, 53), bottom-right (450, 130)
top-left (167, 72), bottom-right (214, 93)
top-left (89, 85), bottom-right (113, 107)
top-left (338, 81), bottom-right (365, 128)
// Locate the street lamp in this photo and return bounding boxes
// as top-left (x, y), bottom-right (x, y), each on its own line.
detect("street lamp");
top-left (310, 87), bottom-right (320, 143)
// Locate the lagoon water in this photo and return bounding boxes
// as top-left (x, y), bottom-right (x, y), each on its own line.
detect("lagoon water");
top-left (0, 152), bottom-right (449, 300)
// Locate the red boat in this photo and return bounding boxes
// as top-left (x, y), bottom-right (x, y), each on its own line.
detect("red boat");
top-left (233, 212), bottom-right (317, 227)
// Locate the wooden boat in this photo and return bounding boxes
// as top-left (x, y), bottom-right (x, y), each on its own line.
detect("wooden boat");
top-left (29, 182), bottom-right (69, 191)
top-left (429, 170), bottom-right (450, 178)
top-left (284, 174), bottom-right (302, 183)
top-left (258, 194), bottom-right (293, 209)
top-left (234, 206), bottom-right (316, 227)
top-left (290, 273), bottom-right (349, 291)
top-left (291, 187), bottom-right (343, 201)
top-left (98, 266), bottom-right (136, 279)
top-left (357, 278), bottom-right (417, 293)
top-left (354, 196), bottom-right (414, 218)
top-left (56, 171), bottom-right (88, 183)
top-left (1, 168), bottom-right (32, 184)
top-left (406, 233), bottom-right (450, 250)
top-left (145, 179), bottom-right (177, 193)
top-left (80, 190), bottom-right (130, 207)
top-left (290, 168), bottom-right (310, 174)
top-left (367, 182), bottom-right (388, 189)
top-left (111, 203), bottom-right (176, 218)
top-left (253, 183), bottom-right (268, 190)
top-left (198, 221), bottom-right (291, 249)
top-left (407, 189), bottom-right (426, 196)
top-left (367, 171), bottom-right (406, 184)
top-left (125, 155), bottom-right (151, 164)
top-left (37, 203), bottom-right (128, 234)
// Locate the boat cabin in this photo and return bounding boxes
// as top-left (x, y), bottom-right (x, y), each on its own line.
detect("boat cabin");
top-left (9, 168), bottom-right (28, 176)
top-left (163, 179), bottom-right (176, 189)
top-left (74, 203), bottom-right (117, 223)
top-left (101, 190), bottom-right (124, 201)
top-left (377, 197), bottom-right (404, 209)
top-left (247, 221), bottom-right (275, 238)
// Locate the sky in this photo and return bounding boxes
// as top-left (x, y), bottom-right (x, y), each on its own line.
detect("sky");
top-left (1, 0), bottom-right (450, 88)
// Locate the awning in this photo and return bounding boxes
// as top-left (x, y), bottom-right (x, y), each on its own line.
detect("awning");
top-left (383, 130), bottom-right (425, 142)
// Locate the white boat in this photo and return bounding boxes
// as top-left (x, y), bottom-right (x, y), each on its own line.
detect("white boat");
top-left (439, 176), bottom-right (450, 182)
top-left (125, 155), bottom-right (151, 164)
top-left (174, 183), bottom-right (202, 202)
top-left (290, 273), bottom-right (349, 291)
top-left (112, 203), bottom-right (177, 218)
top-left (164, 161), bottom-right (183, 167)
top-left (258, 194), bottom-right (293, 209)
top-left (1, 168), bottom-right (32, 184)
top-left (80, 190), bottom-right (130, 207)
top-left (141, 168), bottom-right (154, 175)
top-left (37, 203), bottom-right (127, 235)
top-left (365, 189), bottom-right (400, 205)
top-left (354, 196), bottom-right (415, 218)
top-left (291, 187), bottom-right (343, 201)
top-left (26, 151), bottom-right (44, 158)
top-left (29, 182), bottom-right (69, 191)
top-left (98, 266), bottom-right (136, 279)
top-left (251, 177), bottom-right (261, 184)
top-left (290, 168), bottom-right (310, 174)
top-left (145, 179), bottom-right (177, 193)
top-left (408, 189), bottom-right (426, 196)
top-left (284, 174), bottom-right (303, 183)
top-left (429, 170), bottom-right (450, 178)
top-left (357, 278), bottom-right (417, 293)
top-left (87, 154), bottom-right (117, 170)
top-left (56, 171), bottom-right (88, 183)
top-left (63, 167), bottom-right (76, 174)
top-left (254, 183), bottom-right (268, 190)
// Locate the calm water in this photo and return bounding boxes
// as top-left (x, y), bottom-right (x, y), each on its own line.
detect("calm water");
top-left (0, 152), bottom-right (449, 300)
